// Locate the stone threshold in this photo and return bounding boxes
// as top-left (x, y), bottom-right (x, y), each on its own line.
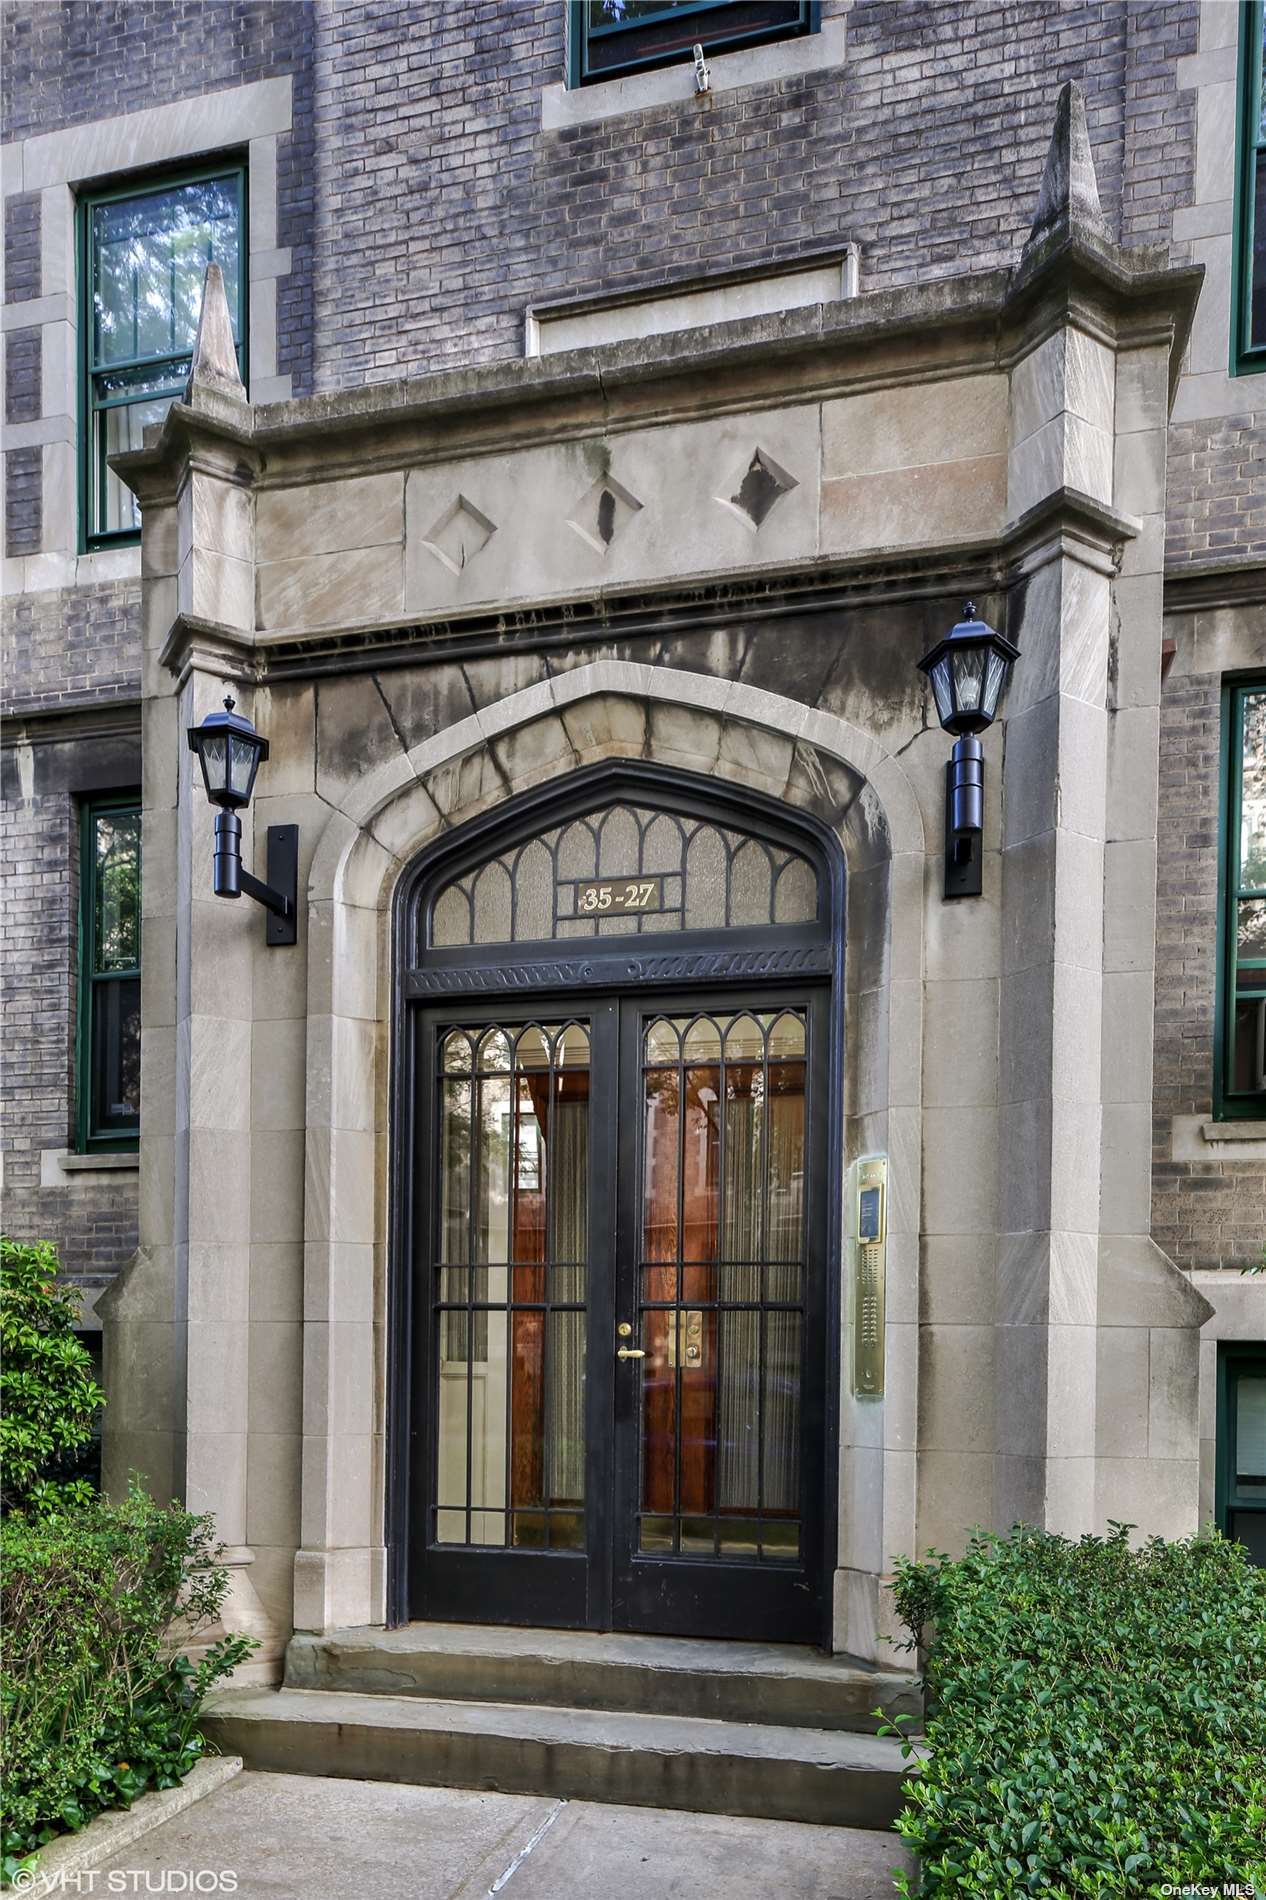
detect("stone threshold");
top-left (25, 1756), bottom-right (242, 1894)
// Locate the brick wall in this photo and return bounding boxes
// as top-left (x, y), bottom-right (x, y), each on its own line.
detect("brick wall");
top-left (1153, 667), bottom-right (1266, 1272)
top-left (4, 446), bottom-right (41, 559)
top-left (1167, 415), bottom-right (1266, 565)
top-left (306, 0), bottom-right (1166, 388)
top-left (2, 584), bottom-right (142, 715)
top-left (3, 189), bottom-right (40, 303)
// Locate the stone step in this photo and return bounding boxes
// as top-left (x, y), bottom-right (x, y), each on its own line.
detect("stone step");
top-left (201, 1686), bottom-right (916, 1830)
top-left (284, 1624), bottom-right (921, 1735)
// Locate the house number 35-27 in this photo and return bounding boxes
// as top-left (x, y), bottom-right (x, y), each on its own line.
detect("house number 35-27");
top-left (576, 877), bottom-right (664, 915)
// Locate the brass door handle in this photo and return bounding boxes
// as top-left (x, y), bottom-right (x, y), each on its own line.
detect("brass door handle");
top-left (616, 1346), bottom-right (646, 1360)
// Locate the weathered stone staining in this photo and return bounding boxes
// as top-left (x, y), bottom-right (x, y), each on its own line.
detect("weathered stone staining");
top-left (722, 448), bottom-right (799, 533)
top-left (566, 474), bottom-right (643, 554)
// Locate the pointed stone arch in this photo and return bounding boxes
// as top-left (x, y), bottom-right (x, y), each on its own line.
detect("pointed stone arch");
top-left (295, 664), bottom-right (924, 1646)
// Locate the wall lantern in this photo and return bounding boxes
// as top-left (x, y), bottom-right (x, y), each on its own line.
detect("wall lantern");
top-left (918, 603), bottom-right (1019, 900)
top-left (187, 695), bottom-right (298, 946)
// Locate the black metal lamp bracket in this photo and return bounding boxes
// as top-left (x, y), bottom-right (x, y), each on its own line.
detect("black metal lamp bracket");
top-left (943, 746), bottom-right (984, 901)
top-left (212, 814), bottom-right (299, 946)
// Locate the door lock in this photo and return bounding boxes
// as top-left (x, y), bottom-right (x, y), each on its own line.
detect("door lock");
top-left (616, 1322), bottom-right (645, 1361)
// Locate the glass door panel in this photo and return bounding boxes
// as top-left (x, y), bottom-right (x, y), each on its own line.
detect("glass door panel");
top-left (431, 1020), bottom-right (590, 1554)
top-left (634, 1008), bottom-right (807, 1566)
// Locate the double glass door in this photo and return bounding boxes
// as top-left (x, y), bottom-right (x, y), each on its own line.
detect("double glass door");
top-left (408, 989), bottom-right (828, 1642)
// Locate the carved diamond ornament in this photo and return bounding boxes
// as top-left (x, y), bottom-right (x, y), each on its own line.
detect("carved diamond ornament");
top-left (421, 494), bottom-right (497, 575)
top-left (718, 447), bottom-right (799, 532)
top-left (566, 474), bottom-right (643, 555)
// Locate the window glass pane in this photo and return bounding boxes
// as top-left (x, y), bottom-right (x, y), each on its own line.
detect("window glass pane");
top-left (92, 177), bottom-right (240, 369)
top-left (1237, 1373), bottom-right (1266, 1496)
top-left (431, 803), bottom-right (818, 946)
top-left (582, 0), bottom-right (806, 79)
top-left (90, 975), bottom-right (140, 1132)
top-left (94, 811), bottom-right (141, 972)
top-left (1228, 1509), bottom-right (1266, 1565)
top-left (588, 0), bottom-right (701, 23)
top-left (95, 397), bottom-right (172, 536)
top-left (1241, 694), bottom-right (1266, 884)
top-left (1238, 897), bottom-right (1266, 960)
top-left (1246, 147), bottom-right (1254, 353)
top-left (1231, 997), bottom-right (1266, 1094)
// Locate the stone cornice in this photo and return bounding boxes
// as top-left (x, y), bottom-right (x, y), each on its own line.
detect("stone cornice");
top-left (112, 239), bottom-right (1203, 501)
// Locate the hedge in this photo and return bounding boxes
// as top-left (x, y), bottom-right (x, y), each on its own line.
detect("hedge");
top-left (1, 1487), bottom-right (255, 1884)
top-left (884, 1524), bottom-right (1266, 1896)
top-left (0, 1236), bottom-right (104, 1517)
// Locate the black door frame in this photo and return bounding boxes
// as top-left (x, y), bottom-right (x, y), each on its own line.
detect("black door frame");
top-left (386, 761), bottom-right (847, 1646)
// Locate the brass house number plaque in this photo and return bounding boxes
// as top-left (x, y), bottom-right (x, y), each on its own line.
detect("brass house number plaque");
top-left (852, 1156), bottom-right (887, 1397)
top-left (575, 876), bottom-right (665, 916)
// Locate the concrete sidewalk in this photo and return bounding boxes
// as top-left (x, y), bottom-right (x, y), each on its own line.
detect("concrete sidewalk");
top-left (93, 1769), bottom-right (914, 1897)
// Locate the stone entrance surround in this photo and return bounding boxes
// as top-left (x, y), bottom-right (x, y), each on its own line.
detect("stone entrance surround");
top-left (100, 91), bottom-right (1213, 1678)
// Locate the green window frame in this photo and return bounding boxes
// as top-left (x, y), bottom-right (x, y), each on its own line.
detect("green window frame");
top-left (1217, 677), bottom-right (1266, 1118)
top-left (1216, 1344), bottom-right (1266, 1566)
top-left (568, 0), bottom-right (817, 88)
top-left (76, 794), bottom-right (142, 1152)
top-left (1233, 0), bottom-right (1266, 374)
top-left (77, 161), bottom-right (247, 551)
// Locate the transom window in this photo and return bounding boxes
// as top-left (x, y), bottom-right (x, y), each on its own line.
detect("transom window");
top-left (79, 165), bottom-right (246, 547)
top-left (1235, 0), bottom-right (1265, 374)
top-left (77, 796), bottom-right (141, 1149)
top-left (429, 802), bottom-right (819, 948)
top-left (1219, 681), bottom-right (1266, 1115)
top-left (569, 0), bottom-right (815, 87)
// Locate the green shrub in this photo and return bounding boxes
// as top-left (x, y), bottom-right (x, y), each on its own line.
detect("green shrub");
top-left (885, 1524), bottom-right (1266, 1897)
top-left (0, 1236), bottom-right (105, 1516)
top-left (0, 1486), bottom-right (255, 1881)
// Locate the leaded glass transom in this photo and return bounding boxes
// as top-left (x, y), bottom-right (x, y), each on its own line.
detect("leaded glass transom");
top-left (429, 804), bottom-right (820, 948)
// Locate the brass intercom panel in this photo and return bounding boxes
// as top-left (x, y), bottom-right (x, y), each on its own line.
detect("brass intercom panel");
top-left (852, 1156), bottom-right (887, 1397)
top-left (666, 1309), bottom-right (704, 1369)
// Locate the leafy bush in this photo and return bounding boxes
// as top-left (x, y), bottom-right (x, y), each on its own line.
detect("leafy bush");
top-left (1, 1486), bottom-right (255, 1881)
top-left (0, 1236), bottom-right (105, 1516)
top-left (885, 1524), bottom-right (1266, 1897)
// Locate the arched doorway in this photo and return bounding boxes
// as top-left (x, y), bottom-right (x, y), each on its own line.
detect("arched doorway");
top-left (389, 763), bottom-right (843, 1643)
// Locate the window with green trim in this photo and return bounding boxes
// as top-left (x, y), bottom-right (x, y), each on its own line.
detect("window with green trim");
top-left (77, 797), bottom-right (142, 1150)
top-left (569, 0), bottom-right (815, 87)
top-left (1217, 1345), bottom-right (1266, 1566)
top-left (79, 164), bottom-right (246, 548)
top-left (1219, 680), bottom-right (1266, 1115)
top-left (1233, 0), bottom-right (1265, 373)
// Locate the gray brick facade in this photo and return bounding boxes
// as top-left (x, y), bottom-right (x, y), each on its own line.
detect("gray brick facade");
top-left (1, 0), bottom-right (1262, 1319)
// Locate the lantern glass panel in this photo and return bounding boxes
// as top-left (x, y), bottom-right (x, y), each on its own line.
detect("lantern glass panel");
top-left (951, 644), bottom-right (988, 717)
top-left (228, 734), bottom-right (261, 800)
top-left (198, 733), bottom-right (228, 798)
top-left (928, 655), bottom-right (955, 728)
top-left (981, 648), bottom-right (1010, 722)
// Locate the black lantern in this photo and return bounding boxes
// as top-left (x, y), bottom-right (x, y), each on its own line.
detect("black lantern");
top-left (918, 604), bottom-right (1020, 900)
top-left (187, 695), bottom-right (269, 808)
top-left (918, 604), bottom-right (1019, 738)
top-left (186, 694), bottom-right (298, 946)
